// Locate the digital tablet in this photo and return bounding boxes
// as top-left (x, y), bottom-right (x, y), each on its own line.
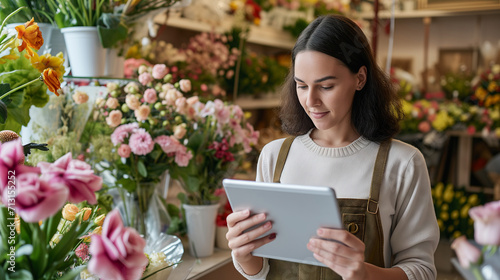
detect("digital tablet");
top-left (222, 178), bottom-right (343, 267)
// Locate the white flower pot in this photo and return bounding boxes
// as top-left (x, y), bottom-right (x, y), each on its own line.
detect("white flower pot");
top-left (182, 203), bottom-right (219, 258)
top-left (61, 27), bottom-right (106, 77)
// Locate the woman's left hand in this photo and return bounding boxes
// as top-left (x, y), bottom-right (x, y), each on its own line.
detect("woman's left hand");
top-left (307, 228), bottom-right (367, 280)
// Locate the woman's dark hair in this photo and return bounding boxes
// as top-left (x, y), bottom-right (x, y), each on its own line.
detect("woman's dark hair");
top-left (279, 14), bottom-right (403, 142)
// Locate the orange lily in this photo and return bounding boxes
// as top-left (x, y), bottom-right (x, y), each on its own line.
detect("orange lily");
top-left (42, 68), bottom-right (62, 96)
top-left (15, 18), bottom-right (43, 57)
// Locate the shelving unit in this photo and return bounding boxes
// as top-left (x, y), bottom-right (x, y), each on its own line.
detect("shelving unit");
top-left (356, 7), bottom-right (500, 19)
top-left (154, 15), bottom-right (296, 49)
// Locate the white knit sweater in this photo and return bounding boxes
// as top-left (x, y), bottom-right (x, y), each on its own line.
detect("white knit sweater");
top-left (233, 131), bottom-right (440, 280)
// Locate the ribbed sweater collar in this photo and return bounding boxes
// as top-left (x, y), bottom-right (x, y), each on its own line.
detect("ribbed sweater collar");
top-left (297, 129), bottom-right (371, 157)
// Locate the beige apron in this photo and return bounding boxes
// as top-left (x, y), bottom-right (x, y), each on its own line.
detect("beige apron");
top-left (266, 137), bottom-right (390, 279)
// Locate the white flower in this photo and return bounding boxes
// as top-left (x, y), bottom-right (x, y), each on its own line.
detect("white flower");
top-left (148, 252), bottom-right (170, 268)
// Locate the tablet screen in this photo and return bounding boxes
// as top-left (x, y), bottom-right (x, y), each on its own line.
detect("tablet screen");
top-left (223, 179), bottom-right (342, 267)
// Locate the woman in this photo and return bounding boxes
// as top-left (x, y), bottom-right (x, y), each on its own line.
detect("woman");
top-left (226, 14), bottom-right (439, 280)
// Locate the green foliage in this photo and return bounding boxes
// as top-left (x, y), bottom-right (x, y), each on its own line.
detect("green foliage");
top-left (0, 0), bottom-right (55, 24)
top-left (0, 49), bottom-right (49, 133)
top-left (283, 18), bottom-right (309, 39)
top-left (440, 73), bottom-right (473, 101)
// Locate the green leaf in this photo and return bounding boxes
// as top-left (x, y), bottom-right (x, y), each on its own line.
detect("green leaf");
top-left (0, 207), bottom-right (10, 250)
top-left (117, 178), bottom-right (136, 193)
top-left (57, 265), bottom-right (85, 280)
top-left (137, 159), bottom-right (147, 178)
top-left (41, 210), bottom-right (62, 247)
top-left (29, 224), bottom-right (48, 277)
top-left (97, 13), bottom-right (128, 48)
top-left (0, 100), bottom-right (8, 124)
top-left (8, 270), bottom-right (33, 280)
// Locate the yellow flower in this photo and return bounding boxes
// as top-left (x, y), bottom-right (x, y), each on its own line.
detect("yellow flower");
top-left (94, 214), bottom-right (106, 226)
top-left (42, 68), bottom-right (62, 96)
top-left (15, 18), bottom-right (43, 57)
top-left (80, 207), bottom-right (92, 221)
top-left (434, 182), bottom-right (444, 199)
top-left (443, 188), bottom-right (454, 203)
top-left (468, 194), bottom-right (478, 205)
top-left (452, 231), bottom-right (462, 239)
top-left (461, 205), bottom-right (471, 218)
top-left (495, 127), bottom-right (500, 138)
top-left (437, 219), bottom-right (444, 230)
top-left (440, 211), bottom-right (449, 221)
top-left (29, 52), bottom-right (65, 79)
top-left (0, 35), bottom-right (19, 64)
top-left (451, 210), bottom-right (459, 220)
top-left (488, 81), bottom-right (498, 92)
top-left (14, 214), bottom-right (20, 234)
top-left (475, 87), bottom-right (488, 101)
top-left (62, 204), bottom-right (79, 221)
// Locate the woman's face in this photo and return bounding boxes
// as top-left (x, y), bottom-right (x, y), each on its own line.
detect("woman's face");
top-left (294, 50), bottom-right (366, 133)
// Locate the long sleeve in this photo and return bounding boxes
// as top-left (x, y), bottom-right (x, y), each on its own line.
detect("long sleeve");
top-left (390, 150), bottom-right (440, 280)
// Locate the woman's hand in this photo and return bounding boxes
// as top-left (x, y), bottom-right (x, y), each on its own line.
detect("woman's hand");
top-left (307, 228), bottom-right (367, 280)
top-left (226, 209), bottom-right (275, 265)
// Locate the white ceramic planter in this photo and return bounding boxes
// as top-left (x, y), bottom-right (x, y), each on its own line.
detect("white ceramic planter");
top-left (61, 27), bottom-right (106, 77)
top-left (182, 203), bottom-right (219, 258)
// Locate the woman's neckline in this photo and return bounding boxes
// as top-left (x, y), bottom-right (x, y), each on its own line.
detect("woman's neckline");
top-left (298, 129), bottom-right (371, 157)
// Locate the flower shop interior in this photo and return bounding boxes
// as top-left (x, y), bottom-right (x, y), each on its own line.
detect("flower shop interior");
top-left (1, 0), bottom-right (500, 280)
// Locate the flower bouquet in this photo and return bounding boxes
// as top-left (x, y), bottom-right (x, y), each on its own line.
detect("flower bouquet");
top-left (451, 200), bottom-right (500, 280)
top-left (471, 64), bottom-right (500, 108)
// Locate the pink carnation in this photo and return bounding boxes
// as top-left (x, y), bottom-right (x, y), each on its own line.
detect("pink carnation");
top-left (75, 243), bottom-right (90, 262)
top-left (111, 123), bottom-right (139, 146)
top-left (88, 210), bottom-right (148, 280)
top-left (38, 153), bottom-right (102, 204)
top-left (138, 72), bottom-right (154, 86)
top-left (143, 88), bottom-right (157, 104)
top-left (152, 64), bottom-right (168, 79)
top-left (128, 129), bottom-right (154, 155)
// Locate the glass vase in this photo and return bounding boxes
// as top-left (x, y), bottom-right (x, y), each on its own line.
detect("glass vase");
top-left (116, 171), bottom-right (172, 241)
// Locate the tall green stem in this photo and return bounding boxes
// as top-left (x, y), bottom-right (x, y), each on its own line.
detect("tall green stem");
top-left (0, 7), bottom-right (27, 33)
top-left (0, 77), bottom-right (41, 100)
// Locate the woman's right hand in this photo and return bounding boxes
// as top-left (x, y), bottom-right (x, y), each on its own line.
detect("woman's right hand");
top-left (226, 209), bottom-right (276, 265)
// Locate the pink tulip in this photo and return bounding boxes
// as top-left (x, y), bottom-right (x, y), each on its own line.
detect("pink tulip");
top-left (5, 172), bottom-right (69, 223)
top-left (469, 200), bottom-right (500, 246)
top-left (88, 210), bottom-right (148, 280)
top-left (451, 236), bottom-right (482, 268)
top-left (38, 153), bottom-right (102, 204)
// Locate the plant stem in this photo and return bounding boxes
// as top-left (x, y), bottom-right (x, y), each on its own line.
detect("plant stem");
top-left (471, 266), bottom-right (484, 280)
top-left (0, 77), bottom-right (41, 100)
top-left (0, 7), bottom-right (27, 34)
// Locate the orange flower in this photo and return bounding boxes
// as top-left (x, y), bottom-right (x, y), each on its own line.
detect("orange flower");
top-left (30, 52), bottom-right (65, 79)
top-left (15, 18), bottom-right (43, 57)
top-left (80, 207), bottom-right (92, 221)
top-left (42, 68), bottom-right (62, 96)
top-left (62, 204), bottom-right (79, 221)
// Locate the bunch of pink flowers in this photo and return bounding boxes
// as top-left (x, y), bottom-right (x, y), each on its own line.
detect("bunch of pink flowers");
top-left (0, 139), bottom-right (102, 223)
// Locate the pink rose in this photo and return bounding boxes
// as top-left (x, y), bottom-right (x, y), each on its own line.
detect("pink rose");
top-left (418, 121), bottom-right (431, 133)
top-left (143, 88), bottom-right (157, 104)
top-left (451, 236), bottom-right (482, 268)
top-left (134, 105), bottom-right (151, 122)
top-left (106, 97), bottom-right (119, 109)
top-left (179, 79), bottom-right (191, 92)
top-left (152, 64), bottom-right (168, 79)
top-left (175, 148), bottom-right (193, 167)
top-left (154, 135), bottom-right (182, 154)
top-left (106, 110), bottom-right (123, 128)
top-left (117, 144), bottom-right (131, 158)
top-left (88, 210), bottom-right (148, 280)
top-left (125, 94), bottom-right (140, 110)
top-left (5, 172), bottom-right (69, 223)
top-left (128, 129), bottom-right (154, 155)
top-left (138, 72), bottom-right (154, 86)
top-left (469, 200), bottom-right (500, 246)
top-left (72, 90), bottom-right (89, 104)
top-left (38, 153), bottom-right (102, 204)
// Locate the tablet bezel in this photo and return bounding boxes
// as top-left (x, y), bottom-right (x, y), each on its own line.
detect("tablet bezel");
top-left (222, 178), bottom-right (343, 267)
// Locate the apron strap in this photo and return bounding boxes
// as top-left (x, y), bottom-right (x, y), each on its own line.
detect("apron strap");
top-left (273, 136), bottom-right (296, 183)
top-left (367, 140), bottom-right (391, 214)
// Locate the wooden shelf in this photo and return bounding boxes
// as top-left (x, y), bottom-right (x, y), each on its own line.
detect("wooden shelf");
top-left (356, 8), bottom-right (500, 19)
top-left (154, 16), bottom-right (295, 49)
